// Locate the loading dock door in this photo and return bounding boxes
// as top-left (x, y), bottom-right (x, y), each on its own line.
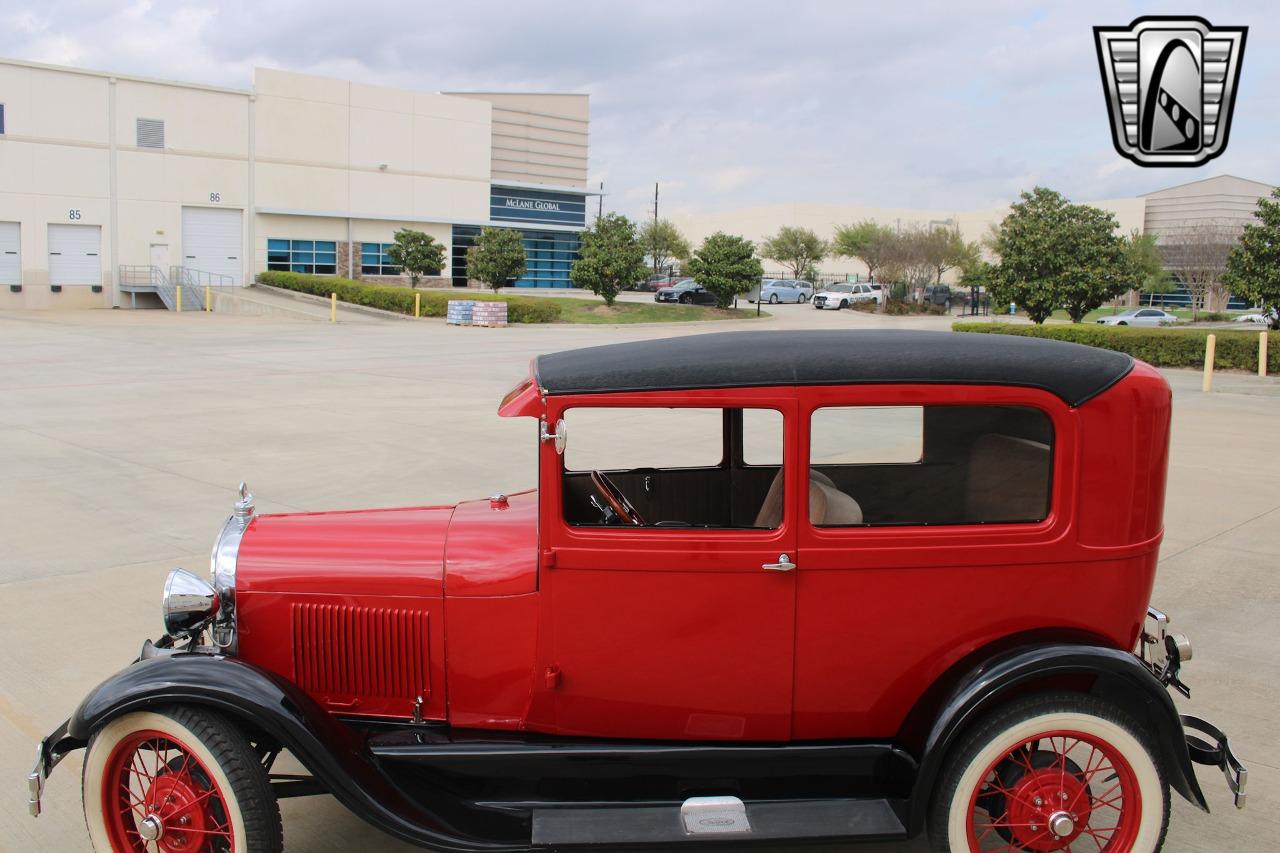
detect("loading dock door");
top-left (0, 223), bottom-right (18, 285)
top-left (181, 207), bottom-right (243, 285)
top-left (48, 224), bottom-right (102, 286)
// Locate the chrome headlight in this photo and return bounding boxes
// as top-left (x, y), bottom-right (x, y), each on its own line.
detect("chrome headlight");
top-left (162, 568), bottom-right (220, 637)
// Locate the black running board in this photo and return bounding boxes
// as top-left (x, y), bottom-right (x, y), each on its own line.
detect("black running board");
top-left (532, 798), bottom-right (907, 846)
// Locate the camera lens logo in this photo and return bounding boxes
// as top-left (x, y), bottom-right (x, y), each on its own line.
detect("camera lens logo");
top-left (1094, 16), bottom-right (1247, 167)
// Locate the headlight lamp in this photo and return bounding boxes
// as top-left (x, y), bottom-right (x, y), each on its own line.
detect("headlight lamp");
top-left (162, 568), bottom-right (220, 637)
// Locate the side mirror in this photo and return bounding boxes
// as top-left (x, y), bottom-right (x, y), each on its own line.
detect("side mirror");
top-left (541, 417), bottom-right (568, 455)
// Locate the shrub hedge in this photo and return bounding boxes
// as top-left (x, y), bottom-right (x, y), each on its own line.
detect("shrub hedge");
top-left (952, 322), bottom-right (1278, 373)
top-left (256, 271), bottom-right (562, 323)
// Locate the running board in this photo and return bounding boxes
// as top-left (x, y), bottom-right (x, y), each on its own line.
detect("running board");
top-left (531, 797), bottom-right (906, 846)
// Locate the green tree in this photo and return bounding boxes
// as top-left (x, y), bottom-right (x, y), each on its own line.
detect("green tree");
top-left (762, 226), bottom-right (827, 279)
top-left (385, 228), bottom-right (446, 288)
top-left (687, 232), bottom-right (763, 308)
top-left (1224, 186), bottom-right (1280, 330)
top-left (570, 213), bottom-right (648, 307)
top-left (922, 226), bottom-right (971, 284)
top-left (638, 219), bottom-right (692, 275)
top-left (1126, 231), bottom-right (1174, 296)
top-left (832, 220), bottom-right (896, 282)
top-left (989, 187), bottom-right (1133, 324)
top-left (466, 227), bottom-right (527, 292)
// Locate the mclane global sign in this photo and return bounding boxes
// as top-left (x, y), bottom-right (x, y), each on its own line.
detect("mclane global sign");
top-left (1094, 16), bottom-right (1247, 167)
top-left (491, 188), bottom-right (586, 226)
top-left (504, 198), bottom-right (562, 213)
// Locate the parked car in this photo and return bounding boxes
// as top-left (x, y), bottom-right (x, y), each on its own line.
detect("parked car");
top-left (631, 274), bottom-right (678, 292)
top-left (654, 278), bottom-right (717, 305)
top-left (813, 282), bottom-right (877, 309)
top-left (751, 279), bottom-right (813, 304)
top-left (29, 330), bottom-right (1244, 853)
top-left (1096, 308), bottom-right (1179, 327)
top-left (1233, 308), bottom-right (1277, 325)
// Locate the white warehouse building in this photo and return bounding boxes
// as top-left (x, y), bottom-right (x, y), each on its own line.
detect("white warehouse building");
top-left (0, 58), bottom-right (592, 309)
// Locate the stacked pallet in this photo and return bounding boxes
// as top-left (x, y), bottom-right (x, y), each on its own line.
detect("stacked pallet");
top-left (471, 301), bottom-right (509, 327)
top-left (446, 300), bottom-right (475, 325)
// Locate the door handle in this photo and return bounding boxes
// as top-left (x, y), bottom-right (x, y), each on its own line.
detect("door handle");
top-left (762, 553), bottom-right (796, 572)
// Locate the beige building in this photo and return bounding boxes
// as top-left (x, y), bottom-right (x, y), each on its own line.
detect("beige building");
top-left (0, 58), bottom-right (591, 309)
top-left (672, 176), bottom-right (1271, 287)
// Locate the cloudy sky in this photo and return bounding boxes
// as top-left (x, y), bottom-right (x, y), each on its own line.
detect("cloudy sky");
top-left (3, 1), bottom-right (1275, 218)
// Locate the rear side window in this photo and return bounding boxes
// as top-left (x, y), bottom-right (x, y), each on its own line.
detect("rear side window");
top-left (808, 405), bottom-right (1053, 527)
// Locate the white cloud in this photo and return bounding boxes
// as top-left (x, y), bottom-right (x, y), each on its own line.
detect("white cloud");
top-left (0, 0), bottom-right (1274, 220)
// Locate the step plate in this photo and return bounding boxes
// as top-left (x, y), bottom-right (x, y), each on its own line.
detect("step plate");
top-left (532, 798), bottom-right (906, 846)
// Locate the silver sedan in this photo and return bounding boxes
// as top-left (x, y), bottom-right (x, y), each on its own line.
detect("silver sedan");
top-left (1096, 308), bottom-right (1179, 327)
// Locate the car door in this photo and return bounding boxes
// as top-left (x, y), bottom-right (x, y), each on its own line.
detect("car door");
top-left (696, 286), bottom-right (717, 305)
top-left (538, 393), bottom-right (800, 741)
top-left (1135, 309), bottom-right (1163, 327)
top-left (790, 386), bottom-right (1075, 739)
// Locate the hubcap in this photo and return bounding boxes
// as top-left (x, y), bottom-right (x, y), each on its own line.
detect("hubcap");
top-left (1049, 811), bottom-right (1076, 838)
top-left (139, 814), bottom-right (164, 841)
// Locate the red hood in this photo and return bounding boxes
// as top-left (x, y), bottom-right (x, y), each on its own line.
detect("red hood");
top-left (235, 505), bottom-right (454, 597)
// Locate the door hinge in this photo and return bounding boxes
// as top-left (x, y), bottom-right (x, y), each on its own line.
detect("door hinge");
top-left (541, 548), bottom-right (556, 570)
top-left (544, 665), bottom-right (562, 689)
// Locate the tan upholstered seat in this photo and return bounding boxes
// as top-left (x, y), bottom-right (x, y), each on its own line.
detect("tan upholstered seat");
top-left (964, 433), bottom-right (1051, 522)
top-left (753, 469), bottom-right (863, 528)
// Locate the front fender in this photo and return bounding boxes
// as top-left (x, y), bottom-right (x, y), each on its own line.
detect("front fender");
top-left (65, 653), bottom-right (521, 852)
top-left (904, 643), bottom-right (1207, 835)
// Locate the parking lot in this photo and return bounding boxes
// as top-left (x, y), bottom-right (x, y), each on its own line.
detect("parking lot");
top-left (1, 305), bottom-right (1276, 852)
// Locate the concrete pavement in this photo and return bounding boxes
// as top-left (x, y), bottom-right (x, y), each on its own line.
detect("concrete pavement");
top-left (0, 305), bottom-right (1275, 852)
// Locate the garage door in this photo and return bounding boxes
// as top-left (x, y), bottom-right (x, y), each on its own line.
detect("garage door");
top-left (181, 207), bottom-right (243, 285)
top-left (48, 224), bottom-right (102, 286)
top-left (0, 223), bottom-right (18, 286)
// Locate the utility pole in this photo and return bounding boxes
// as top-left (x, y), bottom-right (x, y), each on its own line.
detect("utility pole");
top-left (597, 181), bottom-right (603, 220)
top-left (652, 182), bottom-right (659, 276)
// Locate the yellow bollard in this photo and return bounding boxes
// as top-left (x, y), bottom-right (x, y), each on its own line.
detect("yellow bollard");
top-left (1202, 333), bottom-right (1216, 392)
top-left (176, 285), bottom-right (182, 313)
top-left (414, 292), bottom-right (421, 318)
top-left (205, 286), bottom-right (211, 312)
top-left (1260, 331), bottom-right (1269, 378)
top-left (330, 292), bottom-right (337, 323)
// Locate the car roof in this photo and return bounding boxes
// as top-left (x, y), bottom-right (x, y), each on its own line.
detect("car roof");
top-left (534, 330), bottom-right (1134, 406)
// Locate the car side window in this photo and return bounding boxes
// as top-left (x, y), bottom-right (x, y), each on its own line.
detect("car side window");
top-left (808, 405), bottom-right (1053, 527)
top-left (561, 407), bottom-right (785, 529)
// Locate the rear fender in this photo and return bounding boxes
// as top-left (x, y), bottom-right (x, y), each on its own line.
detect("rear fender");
top-left (66, 653), bottom-right (519, 852)
top-left (903, 643), bottom-right (1207, 835)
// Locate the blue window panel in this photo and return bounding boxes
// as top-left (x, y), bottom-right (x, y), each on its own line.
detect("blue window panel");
top-left (267, 238), bottom-right (289, 251)
top-left (315, 241), bottom-right (337, 252)
top-left (269, 238), bottom-right (339, 275)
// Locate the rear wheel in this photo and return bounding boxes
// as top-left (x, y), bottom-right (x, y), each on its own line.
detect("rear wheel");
top-left (83, 706), bottom-right (283, 853)
top-left (928, 692), bottom-right (1168, 852)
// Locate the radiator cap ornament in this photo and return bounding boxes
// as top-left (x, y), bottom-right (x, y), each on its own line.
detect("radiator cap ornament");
top-left (233, 481), bottom-right (255, 524)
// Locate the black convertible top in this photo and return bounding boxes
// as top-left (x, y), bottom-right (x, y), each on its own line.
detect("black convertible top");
top-left (534, 330), bottom-right (1134, 407)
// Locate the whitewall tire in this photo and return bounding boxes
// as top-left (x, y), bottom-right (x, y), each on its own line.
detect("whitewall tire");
top-left (929, 692), bottom-right (1169, 852)
top-left (82, 705), bottom-right (282, 852)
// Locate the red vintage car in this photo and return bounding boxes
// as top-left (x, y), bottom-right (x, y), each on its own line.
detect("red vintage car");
top-left (29, 330), bottom-right (1244, 852)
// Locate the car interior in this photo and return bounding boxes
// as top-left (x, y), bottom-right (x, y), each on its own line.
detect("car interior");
top-left (561, 405), bottom-right (1052, 529)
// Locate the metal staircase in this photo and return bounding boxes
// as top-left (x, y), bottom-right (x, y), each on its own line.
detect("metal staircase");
top-left (118, 265), bottom-right (231, 311)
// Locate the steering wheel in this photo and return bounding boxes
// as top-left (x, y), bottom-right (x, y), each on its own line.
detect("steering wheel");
top-left (590, 470), bottom-right (646, 526)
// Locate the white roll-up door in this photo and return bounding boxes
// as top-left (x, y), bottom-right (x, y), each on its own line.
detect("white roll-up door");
top-left (48, 224), bottom-right (102, 286)
top-left (181, 207), bottom-right (243, 285)
top-left (0, 223), bottom-right (19, 285)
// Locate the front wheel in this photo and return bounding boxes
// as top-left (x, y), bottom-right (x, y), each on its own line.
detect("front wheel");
top-left (929, 692), bottom-right (1169, 852)
top-left (83, 706), bottom-right (283, 853)
top-left (679, 294), bottom-right (692, 304)
top-left (769, 294), bottom-right (779, 304)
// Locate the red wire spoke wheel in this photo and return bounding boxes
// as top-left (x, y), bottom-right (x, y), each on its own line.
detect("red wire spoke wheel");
top-left (102, 730), bottom-right (233, 852)
top-left (930, 693), bottom-right (1169, 853)
top-left (82, 707), bottom-right (282, 853)
top-left (966, 730), bottom-right (1139, 851)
